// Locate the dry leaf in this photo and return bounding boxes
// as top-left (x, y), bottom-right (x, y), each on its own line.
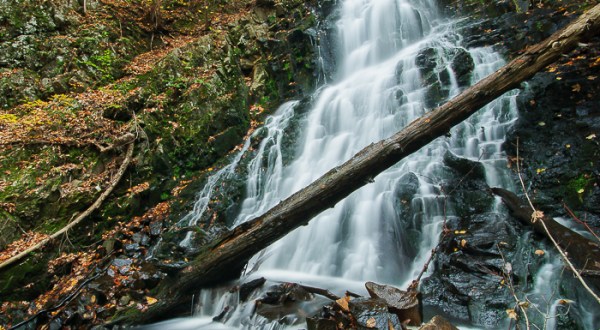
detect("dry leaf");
top-left (531, 210), bottom-right (544, 223)
top-left (586, 133), bottom-right (596, 140)
top-left (572, 83), bottom-right (581, 92)
top-left (460, 239), bottom-right (467, 248)
top-left (146, 296), bottom-right (158, 305)
top-left (534, 249), bottom-right (545, 256)
top-left (336, 296), bottom-right (350, 312)
top-left (366, 317), bottom-right (377, 328)
top-left (506, 309), bottom-right (518, 320)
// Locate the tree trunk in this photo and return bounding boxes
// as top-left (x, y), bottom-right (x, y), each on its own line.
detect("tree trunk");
top-left (111, 4), bottom-right (600, 324)
top-left (491, 187), bottom-right (600, 288)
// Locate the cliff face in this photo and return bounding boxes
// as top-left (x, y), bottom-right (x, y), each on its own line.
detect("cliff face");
top-left (0, 0), bottom-right (323, 325)
top-left (422, 1), bottom-right (600, 327)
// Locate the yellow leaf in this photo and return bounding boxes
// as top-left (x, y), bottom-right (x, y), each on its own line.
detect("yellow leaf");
top-left (566, 144), bottom-right (571, 148)
top-left (558, 299), bottom-right (574, 305)
top-left (586, 133), bottom-right (596, 140)
top-left (366, 317), bottom-right (377, 328)
top-left (588, 75), bottom-right (597, 80)
top-left (572, 84), bottom-right (581, 92)
top-left (534, 249), bottom-right (545, 256)
top-left (577, 188), bottom-right (585, 194)
top-left (460, 239), bottom-right (467, 248)
top-left (506, 309), bottom-right (518, 320)
top-left (146, 296), bottom-right (158, 305)
top-left (556, 76), bottom-right (562, 80)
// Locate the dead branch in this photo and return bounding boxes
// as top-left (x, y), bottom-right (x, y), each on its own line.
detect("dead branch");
top-left (0, 133), bottom-right (135, 153)
top-left (0, 142), bottom-right (135, 271)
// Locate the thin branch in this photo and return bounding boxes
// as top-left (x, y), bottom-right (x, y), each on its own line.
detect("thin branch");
top-left (0, 142), bottom-right (135, 271)
top-left (563, 203), bottom-right (600, 242)
top-left (515, 139), bottom-right (600, 305)
top-left (497, 243), bottom-right (530, 330)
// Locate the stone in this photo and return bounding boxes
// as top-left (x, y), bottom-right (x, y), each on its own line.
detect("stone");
top-left (348, 297), bottom-right (402, 329)
top-left (451, 48), bottom-right (474, 87)
top-left (419, 315), bottom-right (458, 330)
top-left (365, 281), bottom-right (422, 325)
top-left (239, 277), bottom-right (266, 301)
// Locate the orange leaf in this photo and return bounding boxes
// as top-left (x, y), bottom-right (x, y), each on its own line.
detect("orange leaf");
top-left (146, 296), bottom-right (158, 305)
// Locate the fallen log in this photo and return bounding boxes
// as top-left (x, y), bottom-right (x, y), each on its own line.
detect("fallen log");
top-left (111, 4), bottom-right (600, 324)
top-left (491, 187), bottom-right (600, 288)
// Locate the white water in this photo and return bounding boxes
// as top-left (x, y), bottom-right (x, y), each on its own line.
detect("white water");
top-left (154, 0), bottom-right (597, 328)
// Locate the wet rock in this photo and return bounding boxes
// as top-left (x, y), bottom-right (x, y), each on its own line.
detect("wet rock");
top-left (365, 281), bottom-right (422, 325)
top-left (416, 47), bottom-right (438, 72)
top-left (256, 282), bottom-right (315, 321)
top-left (306, 316), bottom-right (337, 330)
top-left (443, 151), bottom-right (486, 181)
top-left (239, 277), bottom-right (266, 301)
top-left (419, 315), bottom-right (458, 330)
top-left (451, 48), bottom-right (474, 87)
top-left (259, 282), bottom-right (313, 305)
top-left (149, 219), bottom-right (163, 236)
top-left (348, 297), bottom-right (402, 330)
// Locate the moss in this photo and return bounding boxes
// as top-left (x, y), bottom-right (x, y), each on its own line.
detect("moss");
top-left (0, 254), bottom-right (54, 301)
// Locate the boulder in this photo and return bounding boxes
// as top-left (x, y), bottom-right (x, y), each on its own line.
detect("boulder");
top-left (365, 281), bottom-right (422, 326)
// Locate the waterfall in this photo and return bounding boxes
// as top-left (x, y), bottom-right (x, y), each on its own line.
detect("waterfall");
top-left (149, 0), bottom-right (597, 329)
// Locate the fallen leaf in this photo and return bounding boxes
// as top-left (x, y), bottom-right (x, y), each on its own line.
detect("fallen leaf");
top-left (572, 83), bottom-right (581, 92)
top-left (538, 121), bottom-right (546, 126)
top-left (506, 309), bottom-right (518, 320)
top-left (146, 296), bottom-right (158, 305)
top-left (534, 249), bottom-right (545, 256)
top-left (460, 239), bottom-right (467, 248)
top-left (588, 75), bottom-right (597, 80)
top-left (586, 133), bottom-right (596, 140)
top-left (366, 317), bottom-right (376, 328)
top-left (336, 296), bottom-right (350, 312)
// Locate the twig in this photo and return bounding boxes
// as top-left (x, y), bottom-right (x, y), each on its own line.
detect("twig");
top-left (498, 243), bottom-right (530, 330)
top-left (563, 203), bottom-right (600, 242)
top-left (515, 138), bottom-right (600, 305)
top-left (0, 142), bottom-right (135, 271)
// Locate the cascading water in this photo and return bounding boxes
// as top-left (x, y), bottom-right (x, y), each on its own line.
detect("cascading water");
top-left (149, 0), bottom-right (597, 329)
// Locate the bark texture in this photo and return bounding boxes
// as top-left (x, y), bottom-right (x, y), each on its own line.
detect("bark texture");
top-left (112, 4), bottom-right (600, 324)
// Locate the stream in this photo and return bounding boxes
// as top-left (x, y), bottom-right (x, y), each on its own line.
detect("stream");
top-left (148, 0), bottom-right (597, 328)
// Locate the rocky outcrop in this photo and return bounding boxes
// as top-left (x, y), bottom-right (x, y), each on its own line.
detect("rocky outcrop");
top-left (421, 1), bottom-right (600, 328)
top-left (0, 0), bottom-right (323, 326)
